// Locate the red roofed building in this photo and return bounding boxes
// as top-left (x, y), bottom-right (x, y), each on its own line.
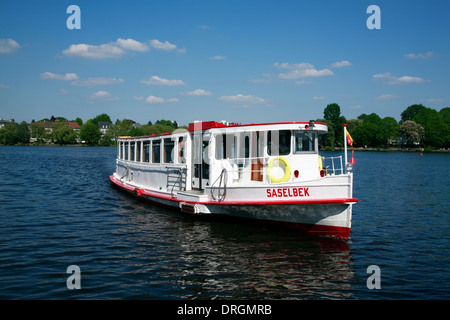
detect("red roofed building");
top-left (36, 121), bottom-right (81, 131)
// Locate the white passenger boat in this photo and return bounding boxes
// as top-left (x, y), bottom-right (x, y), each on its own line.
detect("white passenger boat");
top-left (110, 120), bottom-right (358, 239)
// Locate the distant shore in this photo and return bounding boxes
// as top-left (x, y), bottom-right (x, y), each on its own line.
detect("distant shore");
top-left (2, 143), bottom-right (449, 152)
top-left (333, 147), bottom-right (450, 153)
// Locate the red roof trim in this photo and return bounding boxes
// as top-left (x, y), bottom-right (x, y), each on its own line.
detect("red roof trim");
top-left (117, 121), bottom-right (328, 139)
top-left (188, 121), bottom-right (328, 132)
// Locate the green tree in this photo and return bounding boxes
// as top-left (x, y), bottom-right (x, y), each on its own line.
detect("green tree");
top-left (98, 130), bottom-right (116, 146)
top-left (351, 113), bottom-right (387, 147)
top-left (16, 121), bottom-right (30, 144)
top-left (92, 113), bottom-right (112, 126)
top-left (439, 108), bottom-right (450, 148)
top-left (80, 120), bottom-right (101, 145)
top-left (0, 123), bottom-right (18, 145)
top-left (323, 103), bottom-right (346, 147)
top-left (315, 118), bottom-right (334, 149)
top-left (75, 117), bottom-right (83, 126)
top-left (347, 118), bottom-right (363, 133)
top-left (382, 117), bottom-right (399, 145)
top-left (30, 122), bottom-right (47, 142)
top-left (52, 122), bottom-right (78, 145)
top-left (401, 104), bottom-right (426, 123)
top-left (413, 107), bottom-right (445, 147)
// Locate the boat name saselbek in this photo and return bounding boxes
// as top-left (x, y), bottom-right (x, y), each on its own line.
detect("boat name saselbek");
top-left (266, 187), bottom-right (310, 198)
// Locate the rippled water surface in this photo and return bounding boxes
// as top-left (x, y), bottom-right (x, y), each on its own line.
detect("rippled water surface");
top-left (0, 146), bottom-right (448, 299)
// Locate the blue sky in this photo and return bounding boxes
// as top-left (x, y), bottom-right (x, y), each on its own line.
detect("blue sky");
top-left (1, 0), bottom-right (449, 126)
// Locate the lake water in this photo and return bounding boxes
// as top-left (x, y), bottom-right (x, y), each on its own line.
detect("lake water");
top-left (0, 146), bottom-right (448, 300)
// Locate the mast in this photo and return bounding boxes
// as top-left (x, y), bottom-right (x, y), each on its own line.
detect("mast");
top-left (343, 124), bottom-right (348, 168)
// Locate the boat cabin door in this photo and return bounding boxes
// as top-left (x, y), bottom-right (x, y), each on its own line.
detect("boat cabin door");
top-left (192, 132), bottom-right (210, 191)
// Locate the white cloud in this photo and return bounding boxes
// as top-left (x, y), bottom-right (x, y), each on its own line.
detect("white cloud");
top-left (144, 95), bottom-right (179, 104)
top-left (184, 89), bottom-right (212, 96)
top-left (375, 94), bottom-right (400, 101)
top-left (70, 77), bottom-right (124, 87)
top-left (425, 98), bottom-right (443, 105)
top-left (210, 55), bottom-right (226, 60)
top-left (63, 43), bottom-right (125, 59)
top-left (149, 39), bottom-right (176, 51)
top-left (115, 38), bottom-right (149, 52)
top-left (373, 72), bottom-right (427, 85)
top-left (0, 39), bottom-right (21, 54)
top-left (274, 62), bottom-right (333, 79)
top-left (60, 89), bottom-right (68, 94)
top-left (88, 90), bottom-right (119, 102)
top-left (329, 60), bottom-right (352, 68)
top-left (219, 94), bottom-right (266, 104)
top-left (295, 79), bottom-right (311, 85)
top-left (141, 75), bottom-right (185, 86)
top-left (62, 38), bottom-right (149, 59)
top-left (313, 96), bottom-right (325, 100)
top-left (349, 105), bottom-right (364, 109)
top-left (149, 39), bottom-right (185, 53)
top-left (0, 84), bottom-right (10, 89)
top-left (404, 51), bottom-right (436, 59)
top-left (41, 72), bottom-right (79, 81)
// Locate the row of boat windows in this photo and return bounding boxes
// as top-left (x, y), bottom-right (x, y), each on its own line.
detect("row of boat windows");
top-left (118, 130), bottom-right (317, 163)
top-left (215, 130), bottom-right (317, 160)
top-left (118, 137), bottom-right (185, 164)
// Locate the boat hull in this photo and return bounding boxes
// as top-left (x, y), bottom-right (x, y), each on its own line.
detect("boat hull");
top-left (110, 175), bottom-right (354, 240)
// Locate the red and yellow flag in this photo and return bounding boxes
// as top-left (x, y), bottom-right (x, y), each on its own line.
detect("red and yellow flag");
top-left (346, 131), bottom-right (353, 146)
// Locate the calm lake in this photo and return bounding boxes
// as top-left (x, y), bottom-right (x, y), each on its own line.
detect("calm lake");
top-left (0, 146), bottom-right (448, 299)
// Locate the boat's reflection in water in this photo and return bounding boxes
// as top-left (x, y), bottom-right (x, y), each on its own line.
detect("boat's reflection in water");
top-left (118, 200), bottom-right (355, 300)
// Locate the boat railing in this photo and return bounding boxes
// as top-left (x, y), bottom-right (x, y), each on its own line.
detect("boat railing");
top-left (321, 156), bottom-right (344, 176)
top-left (165, 166), bottom-right (187, 197)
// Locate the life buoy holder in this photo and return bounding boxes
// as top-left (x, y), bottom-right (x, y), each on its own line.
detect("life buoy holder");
top-left (134, 188), bottom-right (144, 197)
top-left (267, 157), bottom-right (291, 183)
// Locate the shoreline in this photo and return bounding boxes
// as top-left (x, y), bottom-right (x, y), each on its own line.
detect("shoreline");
top-left (1, 144), bottom-right (449, 152)
top-left (335, 147), bottom-right (450, 153)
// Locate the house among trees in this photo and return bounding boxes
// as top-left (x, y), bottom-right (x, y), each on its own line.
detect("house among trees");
top-left (98, 121), bottom-right (112, 135)
top-left (36, 120), bottom-right (81, 132)
top-left (0, 118), bottom-right (15, 128)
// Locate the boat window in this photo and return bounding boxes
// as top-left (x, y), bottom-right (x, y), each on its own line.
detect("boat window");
top-left (124, 141), bottom-right (129, 160)
top-left (215, 134), bottom-right (224, 159)
top-left (130, 142), bottom-right (135, 161)
top-left (215, 134), bottom-right (237, 159)
top-left (237, 134), bottom-right (250, 159)
top-left (295, 132), bottom-right (316, 152)
top-left (152, 140), bottom-right (161, 163)
top-left (143, 141), bottom-right (150, 162)
top-left (136, 141), bottom-right (141, 162)
top-left (251, 131), bottom-right (264, 181)
top-left (164, 138), bottom-right (174, 163)
top-left (178, 137), bottom-right (186, 163)
top-left (267, 130), bottom-right (291, 156)
top-left (244, 136), bottom-right (250, 158)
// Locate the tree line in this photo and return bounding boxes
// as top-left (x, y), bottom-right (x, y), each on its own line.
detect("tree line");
top-left (0, 113), bottom-right (184, 146)
top-left (317, 103), bottom-right (449, 149)
top-left (1, 104), bottom-right (449, 149)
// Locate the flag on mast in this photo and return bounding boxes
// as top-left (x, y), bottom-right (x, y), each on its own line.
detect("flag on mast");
top-left (346, 131), bottom-right (353, 146)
